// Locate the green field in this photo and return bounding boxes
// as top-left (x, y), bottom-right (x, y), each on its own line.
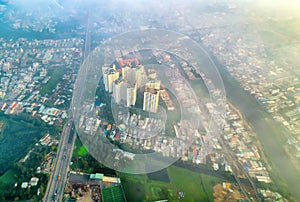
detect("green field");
top-left (0, 170), bottom-right (15, 186)
top-left (102, 185), bottom-right (126, 202)
top-left (168, 166), bottom-right (218, 201)
top-left (77, 145), bottom-right (88, 156)
top-left (119, 165), bottom-right (223, 202)
top-left (40, 67), bottom-right (66, 96)
top-left (73, 138), bottom-right (89, 157)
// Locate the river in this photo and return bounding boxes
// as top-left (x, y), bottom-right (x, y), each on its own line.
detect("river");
top-left (210, 53), bottom-right (300, 200)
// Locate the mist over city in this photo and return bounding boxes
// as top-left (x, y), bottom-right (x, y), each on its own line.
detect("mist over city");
top-left (0, 0), bottom-right (300, 201)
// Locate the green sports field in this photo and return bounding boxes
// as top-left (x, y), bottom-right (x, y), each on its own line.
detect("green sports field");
top-left (119, 165), bottom-right (223, 202)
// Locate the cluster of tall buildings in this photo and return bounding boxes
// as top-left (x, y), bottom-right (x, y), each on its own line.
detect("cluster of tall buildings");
top-left (102, 61), bottom-right (161, 113)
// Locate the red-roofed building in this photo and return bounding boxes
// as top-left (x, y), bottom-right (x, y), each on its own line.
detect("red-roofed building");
top-left (118, 58), bottom-right (139, 67)
top-left (114, 132), bottom-right (121, 140)
top-left (231, 136), bottom-right (238, 143)
top-left (193, 148), bottom-right (198, 156)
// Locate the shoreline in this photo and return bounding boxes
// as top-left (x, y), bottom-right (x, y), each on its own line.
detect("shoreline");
top-left (227, 101), bottom-right (272, 171)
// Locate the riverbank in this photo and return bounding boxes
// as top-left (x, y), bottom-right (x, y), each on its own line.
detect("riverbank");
top-left (211, 53), bottom-right (300, 200)
top-left (227, 101), bottom-right (272, 171)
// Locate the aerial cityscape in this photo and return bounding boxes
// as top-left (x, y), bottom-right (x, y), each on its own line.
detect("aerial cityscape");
top-left (0, 0), bottom-right (300, 201)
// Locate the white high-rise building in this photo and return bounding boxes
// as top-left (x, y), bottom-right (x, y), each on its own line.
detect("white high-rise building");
top-left (136, 65), bottom-right (147, 89)
top-left (122, 66), bottom-right (136, 85)
top-left (103, 68), bottom-right (119, 93)
top-left (143, 89), bottom-right (160, 113)
top-left (127, 84), bottom-right (137, 107)
top-left (113, 80), bottom-right (127, 104)
top-left (113, 80), bottom-right (137, 107)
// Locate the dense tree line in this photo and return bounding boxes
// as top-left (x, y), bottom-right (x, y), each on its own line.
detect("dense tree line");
top-left (0, 112), bottom-right (61, 201)
top-left (71, 153), bottom-right (116, 177)
top-left (0, 144), bottom-right (51, 201)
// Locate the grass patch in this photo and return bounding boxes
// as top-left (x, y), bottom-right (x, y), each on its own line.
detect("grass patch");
top-left (40, 67), bottom-right (66, 96)
top-left (147, 168), bottom-right (170, 183)
top-left (73, 138), bottom-right (88, 157)
top-left (77, 145), bottom-right (88, 156)
top-left (0, 169), bottom-right (15, 185)
top-left (102, 185), bottom-right (126, 202)
top-left (119, 165), bottom-right (223, 202)
top-left (118, 173), bottom-right (148, 202)
top-left (167, 166), bottom-right (222, 202)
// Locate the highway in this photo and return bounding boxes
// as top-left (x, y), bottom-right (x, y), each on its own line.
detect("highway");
top-left (43, 119), bottom-right (76, 202)
top-left (43, 13), bottom-right (92, 202)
